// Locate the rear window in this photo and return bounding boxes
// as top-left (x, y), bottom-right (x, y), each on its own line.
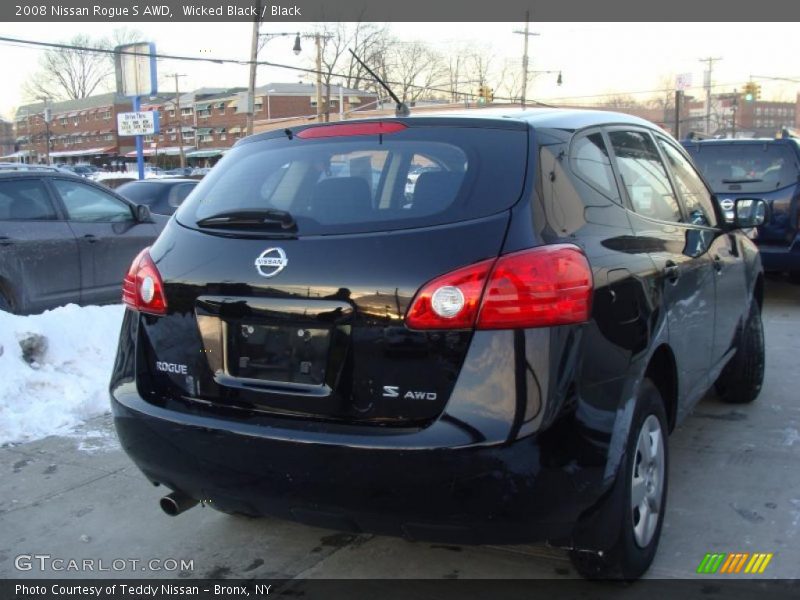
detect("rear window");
top-left (117, 182), bottom-right (169, 205)
top-left (177, 124), bottom-right (528, 235)
top-left (684, 142), bottom-right (800, 194)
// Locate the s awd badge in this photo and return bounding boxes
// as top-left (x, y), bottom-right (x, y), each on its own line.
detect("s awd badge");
top-left (382, 386), bottom-right (437, 401)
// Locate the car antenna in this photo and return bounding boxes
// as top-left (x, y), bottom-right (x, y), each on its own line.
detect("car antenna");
top-left (348, 49), bottom-right (410, 117)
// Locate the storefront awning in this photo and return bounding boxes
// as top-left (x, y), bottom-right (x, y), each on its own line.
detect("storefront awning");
top-left (0, 150), bottom-right (33, 159)
top-left (186, 148), bottom-right (225, 158)
top-left (123, 145), bottom-right (195, 158)
top-left (196, 128), bottom-right (213, 136)
top-left (228, 127), bottom-right (241, 134)
top-left (49, 146), bottom-right (116, 158)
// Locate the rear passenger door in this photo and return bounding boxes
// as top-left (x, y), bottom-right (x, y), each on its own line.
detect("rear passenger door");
top-left (48, 177), bottom-right (158, 305)
top-left (607, 128), bottom-right (716, 409)
top-left (0, 177), bottom-right (80, 313)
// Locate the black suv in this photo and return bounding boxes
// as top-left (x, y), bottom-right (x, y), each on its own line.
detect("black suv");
top-left (111, 110), bottom-right (766, 579)
top-left (682, 135), bottom-right (800, 280)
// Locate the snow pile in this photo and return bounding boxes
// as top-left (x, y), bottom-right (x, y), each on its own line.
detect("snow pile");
top-left (0, 304), bottom-right (125, 445)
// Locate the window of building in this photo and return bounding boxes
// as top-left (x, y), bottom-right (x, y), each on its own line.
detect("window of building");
top-left (181, 107), bottom-right (193, 116)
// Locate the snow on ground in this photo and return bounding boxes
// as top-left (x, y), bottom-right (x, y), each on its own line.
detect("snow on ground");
top-left (0, 304), bottom-right (125, 445)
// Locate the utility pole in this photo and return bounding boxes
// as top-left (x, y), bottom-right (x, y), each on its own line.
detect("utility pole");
top-left (166, 73), bottom-right (187, 168)
top-left (674, 90), bottom-right (682, 140)
top-left (514, 11), bottom-right (540, 109)
top-left (315, 34), bottom-right (323, 122)
top-left (38, 96), bottom-right (51, 166)
top-left (732, 89), bottom-right (738, 138)
top-left (699, 56), bottom-right (722, 135)
top-left (246, 0), bottom-right (262, 136)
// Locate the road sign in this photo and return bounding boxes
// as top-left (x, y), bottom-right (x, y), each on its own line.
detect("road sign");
top-left (115, 42), bottom-right (157, 97)
top-left (676, 73), bottom-right (693, 91)
top-left (117, 111), bottom-right (159, 136)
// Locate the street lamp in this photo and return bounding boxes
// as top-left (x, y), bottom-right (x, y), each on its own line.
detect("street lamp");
top-left (292, 32), bottom-right (334, 122)
top-left (37, 96), bottom-right (51, 166)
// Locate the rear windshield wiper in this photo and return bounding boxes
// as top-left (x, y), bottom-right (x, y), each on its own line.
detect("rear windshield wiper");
top-left (721, 177), bottom-right (763, 184)
top-left (196, 209), bottom-right (296, 230)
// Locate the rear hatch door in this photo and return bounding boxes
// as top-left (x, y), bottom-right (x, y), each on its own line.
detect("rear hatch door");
top-left (138, 119), bottom-right (531, 425)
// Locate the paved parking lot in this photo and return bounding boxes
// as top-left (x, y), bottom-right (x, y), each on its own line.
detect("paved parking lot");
top-left (1, 278), bottom-right (798, 580)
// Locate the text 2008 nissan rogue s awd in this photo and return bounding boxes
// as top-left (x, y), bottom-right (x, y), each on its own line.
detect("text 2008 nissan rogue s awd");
top-left (110, 110), bottom-right (766, 579)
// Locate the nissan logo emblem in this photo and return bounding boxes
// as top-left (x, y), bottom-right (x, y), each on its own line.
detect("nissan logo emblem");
top-left (254, 247), bottom-right (288, 278)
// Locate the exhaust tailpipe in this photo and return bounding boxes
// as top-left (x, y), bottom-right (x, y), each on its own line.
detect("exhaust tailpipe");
top-left (159, 491), bottom-right (198, 516)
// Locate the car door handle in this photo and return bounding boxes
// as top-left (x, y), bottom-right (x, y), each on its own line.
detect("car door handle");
top-left (713, 255), bottom-right (723, 273)
top-left (663, 261), bottom-right (680, 283)
top-left (83, 234), bottom-right (99, 244)
top-left (0, 236), bottom-right (13, 246)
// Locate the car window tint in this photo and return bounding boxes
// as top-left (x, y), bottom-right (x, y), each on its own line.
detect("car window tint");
top-left (609, 130), bottom-right (682, 223)
top-left (183, 132), bottom-right (497, 234)
top-left (658, 139), bottom-right (718, 228)
top-left (0, 179), bottom-right (58, 221)
top-left (571, 132), bottom-right (620, 200)
top-left (52, 179), bottom-right (132, 222)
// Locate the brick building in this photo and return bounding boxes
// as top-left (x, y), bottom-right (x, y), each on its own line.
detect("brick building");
top-left (11, 84), bottom-right (376, 167)
top-left (0, 118), bottom-right (14, 158)
top-left (136, 83), bottom-right (377, 165)
top-left (13, 93), bottom-right (137, 164)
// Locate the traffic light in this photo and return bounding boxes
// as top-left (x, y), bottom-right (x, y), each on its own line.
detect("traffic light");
top-left (477, 85), bottom-right (486, 104)
top-left (485, 87), bottom-right (494, 103)
top-left (743, 82), bottom-right (755, 102)
top-left (755, 83), bottom-right (762, 100)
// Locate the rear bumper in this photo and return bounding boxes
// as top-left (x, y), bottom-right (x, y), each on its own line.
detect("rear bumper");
top-left (111, 384), bottom-right (605, 545)
top-left (757, 237), bottom-right (800, 271)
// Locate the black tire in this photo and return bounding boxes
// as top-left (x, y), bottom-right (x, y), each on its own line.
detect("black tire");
top-left (569, 378), bottom-right (669, 580)
top-left (714, 299), bottom-right (765, 404)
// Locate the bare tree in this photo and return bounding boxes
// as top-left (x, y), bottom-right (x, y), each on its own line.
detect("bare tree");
top-left (602, 94), bottom-right (641, 109)
top-left (23, 29), bottom-right (143, 101)
top-left (495, 60), bottom-right (524, 104)
top-left (384, 41), bottom-right (447, 103)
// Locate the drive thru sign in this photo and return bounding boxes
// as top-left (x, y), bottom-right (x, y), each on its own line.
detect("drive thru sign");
top-left (117, 111), bottom-right (159, 136)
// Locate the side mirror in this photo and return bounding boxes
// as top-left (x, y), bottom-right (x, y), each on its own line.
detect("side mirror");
top-left (135, 204), bottom-right (154, 223)
top-left (733, 198), bottom-right (768, 229)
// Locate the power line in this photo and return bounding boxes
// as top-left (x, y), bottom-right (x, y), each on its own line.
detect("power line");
top-left (0, 34), bottom-right (530, 104)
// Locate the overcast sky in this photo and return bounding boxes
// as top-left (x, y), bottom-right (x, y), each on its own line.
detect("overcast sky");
top-left (1, 22), bottom-right (799, 118)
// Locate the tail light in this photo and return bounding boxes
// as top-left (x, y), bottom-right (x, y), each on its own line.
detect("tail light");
top-left (122, 247), bottom-right (168, 315)
top-left (406, 245), bottom-right (592, 330)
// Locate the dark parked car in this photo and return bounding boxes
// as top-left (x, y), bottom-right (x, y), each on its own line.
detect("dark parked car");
top-left (682, 134), bottom-right (800, 280)
top-left (111, 111), bottom-right (766, 579)
top-left (116, 179), bottom-right (198, 216)
top-left (0, 171), bottom-right (166, 314)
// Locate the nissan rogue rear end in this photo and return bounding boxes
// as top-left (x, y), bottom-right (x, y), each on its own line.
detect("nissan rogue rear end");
top-left (111, 111), bottom-right (765, 579)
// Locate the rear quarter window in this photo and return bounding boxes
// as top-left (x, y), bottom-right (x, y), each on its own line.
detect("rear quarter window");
top-left (178, 124), bottom-right (528, 235)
